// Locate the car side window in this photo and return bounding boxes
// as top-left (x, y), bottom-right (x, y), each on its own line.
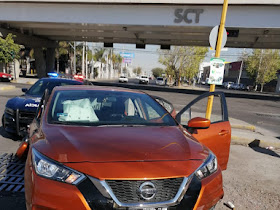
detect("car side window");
top-left (179, 95), bottom-right (223, 127)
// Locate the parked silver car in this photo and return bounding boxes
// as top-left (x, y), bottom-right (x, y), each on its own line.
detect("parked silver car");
top-left (223, 81), bottom-right (234, 89)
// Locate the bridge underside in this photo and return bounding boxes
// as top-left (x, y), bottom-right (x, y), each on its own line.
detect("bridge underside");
top-left (1, 22), bottom-right (280, 49)
top-left (0, 3), bottom-right (280, 49)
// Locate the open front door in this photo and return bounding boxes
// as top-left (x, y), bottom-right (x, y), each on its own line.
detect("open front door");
top-left (176, 92), bottom-right (231, 170)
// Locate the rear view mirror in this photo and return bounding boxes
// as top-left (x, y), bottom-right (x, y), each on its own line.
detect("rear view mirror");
top-left (152, 95), bottom-right (175, 117)
top-left (188, 117), bottom-right (210, 129)
top-left (22, 88), bottom-right (28, 93)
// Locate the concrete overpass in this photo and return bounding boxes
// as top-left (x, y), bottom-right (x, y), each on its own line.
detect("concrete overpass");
top-left (0, 0), bottom-right (280, 76)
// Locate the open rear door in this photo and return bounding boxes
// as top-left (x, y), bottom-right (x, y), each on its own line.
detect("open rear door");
top-left (176, 92), bottom-right (231, 170)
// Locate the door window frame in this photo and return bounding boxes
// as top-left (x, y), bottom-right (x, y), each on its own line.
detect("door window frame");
top-left (175, 91), bottom-right (229, 124)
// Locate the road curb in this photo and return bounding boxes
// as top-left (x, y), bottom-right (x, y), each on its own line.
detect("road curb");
top-left (26, 81), bottom-right (36, 85)
top-left (11, 80), bottom-right (36, 85)
top-left (231, 124), bottom-right (256, 131)
top-left (0, 85), bottom-right (16, 91)
top-left (231, 136), bottom-right (280, 149)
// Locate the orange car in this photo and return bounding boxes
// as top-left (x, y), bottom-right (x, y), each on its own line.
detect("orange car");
top-left (18, 86), bottom-right (231, 210)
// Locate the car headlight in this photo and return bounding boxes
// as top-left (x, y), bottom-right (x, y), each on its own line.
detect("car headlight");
top-left (195, 152), bottom-right (217, 179)
top-left (5, 107), bottom-right (15, 116)
top-left (32, 148), bottom-right (85, 185)
top-left (2, 75), bottom-right (7, 78)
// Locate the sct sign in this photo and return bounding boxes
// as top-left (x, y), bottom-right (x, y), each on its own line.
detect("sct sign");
top-left (208, 58), bottom-right (225, 85)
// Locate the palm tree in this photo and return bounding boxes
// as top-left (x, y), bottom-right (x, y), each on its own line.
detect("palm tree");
top-left (115, 54), bottom-right (123, 77)
top-left (93, 48), bottom-right (106, 78)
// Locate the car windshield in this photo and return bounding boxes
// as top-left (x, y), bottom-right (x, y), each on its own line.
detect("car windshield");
top-left (141, 76), bottom-right (148, 78)
top-left (157, 77), bottom-right (163, 81)
top-left (48, 90), bottom-right (177, 127)
top-left (26, 79), bottom-right (81, 96)
top-left (120, 76), bottom-right (126, 78)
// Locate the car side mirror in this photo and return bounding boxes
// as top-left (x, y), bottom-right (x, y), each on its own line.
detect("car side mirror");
top-left (188, 117), bottom-right (210, 129)
top-left (22, 88), bottom-right (28, 93)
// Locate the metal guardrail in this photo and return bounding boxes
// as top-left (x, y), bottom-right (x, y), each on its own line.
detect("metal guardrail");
top-left (0, 153), bottom-right (25, 192)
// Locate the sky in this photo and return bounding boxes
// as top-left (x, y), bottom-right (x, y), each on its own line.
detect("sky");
top-left (91, 42), bottom-right (250, 75)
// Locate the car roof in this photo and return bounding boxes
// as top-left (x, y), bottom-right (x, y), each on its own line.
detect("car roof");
top-left (52, 85), bottom-right (145, 94)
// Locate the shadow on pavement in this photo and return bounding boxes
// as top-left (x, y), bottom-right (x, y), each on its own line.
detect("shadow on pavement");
top-left (0, 192), bottom-right (26, 210)
top-left (0, 153), bottom-right (26, 210)
top-left (248, 140), bottom-right (280, 158)
top-left (0, 127), bottom-right (21, 141)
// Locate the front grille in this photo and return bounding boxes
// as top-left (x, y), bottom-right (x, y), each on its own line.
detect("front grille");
top-left (106, 178), bottom-right (184, 204)
top-left (18, 111), bottom-right (36, 125)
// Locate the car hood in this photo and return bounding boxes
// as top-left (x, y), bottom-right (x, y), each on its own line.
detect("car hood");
top-left (6, 95), bottom-right (40, 112)
top-left (34, 125), bottom-right (209, 179)
top-left (35, 125), bottom-right (209, 162)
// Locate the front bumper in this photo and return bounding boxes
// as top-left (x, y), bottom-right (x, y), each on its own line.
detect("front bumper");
top-left (0, 77), bottom-right (13, 81)
top-left (25, 152), bottom-right (224, 210)
top-left (3, 109), bottom-right (35, 136)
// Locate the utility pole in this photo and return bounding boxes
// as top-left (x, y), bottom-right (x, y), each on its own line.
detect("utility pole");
top-left (85, 42), bottom-right (88, 79)
top-left (91, 46), bottom-right (94, 79)
top-left (69, 41), bottom-right (76, 75)
top-left (82, 42), bottom-right (85, 76)
top-left (73, 42), bottom-right (76, 74)
top-left (255, 49), bottom-right (264, 91)
top-left (237, 48), bottom-right (246, 84)
top-left (205, 0), bottom-right (228, 120)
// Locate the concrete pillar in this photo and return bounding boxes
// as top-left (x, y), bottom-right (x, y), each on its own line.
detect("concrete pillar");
top-left (46, 48), bottom-right (55, 74)
top-left (14, 60), bottom-right (20, 79)
top-left (34, 48), bottom-right (46, 78)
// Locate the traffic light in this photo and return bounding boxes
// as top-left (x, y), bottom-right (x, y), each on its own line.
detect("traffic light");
top-left (104, 43), bottom-right (113, 48)
top-left (227, 30), bottom-right (239, 37)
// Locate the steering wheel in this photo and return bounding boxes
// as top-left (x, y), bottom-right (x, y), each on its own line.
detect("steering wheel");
top-left (110, 113), bottom-right (125, 121)
top-left (120, 115), bottom-right (147, 123)
top-left (149, 113), bottom-right (169, 123)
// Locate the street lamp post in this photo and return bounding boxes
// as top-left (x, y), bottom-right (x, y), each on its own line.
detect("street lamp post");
top-left (205, 0), bottom-right (229, 120)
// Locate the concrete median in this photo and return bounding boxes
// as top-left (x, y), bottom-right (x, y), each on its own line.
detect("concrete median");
top-left (0, 85), bottom-right (16, 91)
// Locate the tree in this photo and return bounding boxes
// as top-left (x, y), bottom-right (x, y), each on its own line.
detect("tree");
top-left (133, 67), bottom-right (142, 75)
top-left (114, 54), bottom-right (123, 76)
top-left (152, 67), bottom-right (164, 78)
top-left (245, 49), bottom-right (280, 92)
top-left (159, 46), bottom-right (208, 86)
top-left (93, 48), bottom-right (107, 77)
top-left (0, 33), bottom-right (21, 71)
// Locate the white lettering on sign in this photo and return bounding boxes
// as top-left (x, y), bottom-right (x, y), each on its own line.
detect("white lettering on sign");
top-left (174, 9), bottom-right (204, 24)
top-left (25, 103), bottom-right (39, 108)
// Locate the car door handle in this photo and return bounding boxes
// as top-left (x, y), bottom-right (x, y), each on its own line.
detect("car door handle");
top-left (219, 130), bottom-right (229, 136)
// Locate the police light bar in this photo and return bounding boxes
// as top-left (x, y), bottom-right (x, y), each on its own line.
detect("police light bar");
top-left (48, 72), bottom-right (58, 77)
